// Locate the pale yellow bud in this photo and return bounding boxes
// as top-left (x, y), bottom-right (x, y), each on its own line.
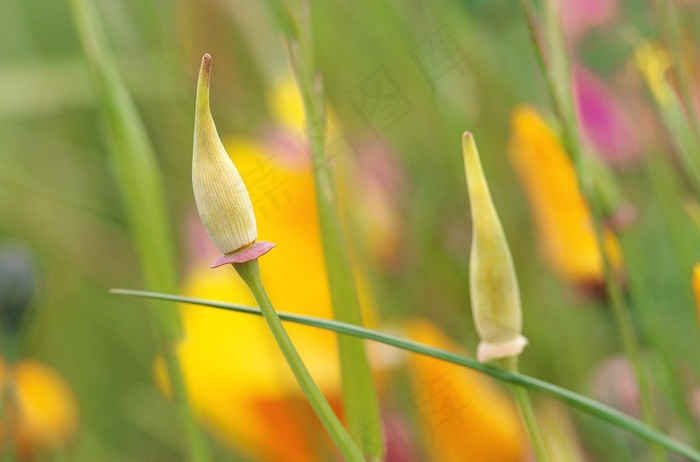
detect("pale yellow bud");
top-left (193, 54), bottom-right (257, 255)
top-left (462, 133), bottom-right (527, 363)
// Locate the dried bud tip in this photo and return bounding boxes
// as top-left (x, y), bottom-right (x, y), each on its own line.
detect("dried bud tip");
top-left (200, 54), bottom-right (212, 84)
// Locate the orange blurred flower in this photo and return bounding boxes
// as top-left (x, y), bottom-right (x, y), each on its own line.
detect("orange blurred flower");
top-left (508, 105), bottom-right (622, 288)
top-left (405, 320), bottom-right (527, 462)
top-left (692, 264), bottom-right (700, 326)
top-left (0, 359), bottom-right (78, 460)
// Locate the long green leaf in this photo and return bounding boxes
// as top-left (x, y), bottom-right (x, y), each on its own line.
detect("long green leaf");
top-left (71, 3), bottom-right (210, 460)
top-left (70, 0), bottom-right (180, 337)
top-left (110, 288), bottom-right (700, 462)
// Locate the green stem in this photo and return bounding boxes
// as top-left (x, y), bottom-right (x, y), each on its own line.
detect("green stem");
top-left (0, 369), bottom-right (17, 462)
top-left (161, 340), bottom-right (210, 462)
top-left (280, 0), bottom-right (384, 458)
top-left (501, 358), bottom-right (551, 462)
top-left (619, 226), bottom-right (700, 448)
top-left (0, 337), bottom-right (18, 462)
top-left (518, 2), bottom-right (664, 460)
top-left (233, 260), bottom-right (364, 462)
top-left (659, 0), bottom-right (700, 136)
top-left (111, 288), bottom-right (700, 462)
top-left (517, 0), bottom-right (567, 127)
top-left (70, 2), bottom-right (209, 460)
top-left (600, 254), bottom-right (666, 462)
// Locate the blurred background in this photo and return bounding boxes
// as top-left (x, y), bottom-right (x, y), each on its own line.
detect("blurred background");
top-left (1, 0), bottom-right (700, 460)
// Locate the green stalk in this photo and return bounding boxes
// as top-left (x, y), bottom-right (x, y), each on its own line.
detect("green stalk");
top-left (619, 227), bottom-right (700, 448)
top-left (70, 2), bottom-right (209, 461)
top-left (111, 288), bottom-right (700, 462)
top-left (0, 370), bottom-right (17, 462)
top-left (637, 39), bottom-right (700, 197)
top-left (500, 358), bottom-right (551, 462)
top-left (233, 260), bottom-right (364, 462)
top-left (518, 2), bottom-right (664, 460)
top-left (658, 0), bottom-right (700, 136)
top-left (277, 1), bottom-right (384, 458)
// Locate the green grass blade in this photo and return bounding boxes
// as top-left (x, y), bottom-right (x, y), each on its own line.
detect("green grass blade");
top-left (275, 1), bottom-right (384, 458)
top-left (646, 74), bottom-right (700, 196)
top-left (71, 2), bottom-right (211, 460)
top-left (110, 288), bottom-right (700, 462)
top-left (70, 0), bottom-right (180, 338)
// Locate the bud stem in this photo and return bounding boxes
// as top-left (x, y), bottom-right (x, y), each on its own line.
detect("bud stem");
top-left (500, 357), bottom-right (551, 462)
top-left (233, 260), bottom-right (364, 461)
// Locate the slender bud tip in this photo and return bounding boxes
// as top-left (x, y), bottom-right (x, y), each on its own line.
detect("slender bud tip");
top-left (196, 54), bottom-right (212, 109)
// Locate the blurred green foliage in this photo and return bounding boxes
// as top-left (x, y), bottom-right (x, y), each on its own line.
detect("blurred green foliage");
top-left (1, 0), bottom-right (700, 460)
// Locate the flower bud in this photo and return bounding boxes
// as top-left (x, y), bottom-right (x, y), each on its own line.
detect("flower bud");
top-left (462, 133), bottom-right (527, 363)
top-left (192, 54), bottom-right (257, 256)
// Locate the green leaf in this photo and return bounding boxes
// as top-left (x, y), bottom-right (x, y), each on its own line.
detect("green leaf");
top-left (71, 0), bottom-right (180, 340)
top-left (111, 288), bottom-right (700, 462)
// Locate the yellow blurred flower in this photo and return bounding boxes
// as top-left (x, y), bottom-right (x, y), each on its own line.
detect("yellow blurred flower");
top-left (508, 105), bottom-right (622, 288)
top-left (0, 358), bottom-right (78, 459)
top-left (404, 320), bottom-right (527, 462)
top-left (268, 75), bottom-right (307, 134)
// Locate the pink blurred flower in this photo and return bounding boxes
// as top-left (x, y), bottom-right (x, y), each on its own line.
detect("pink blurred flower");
top-left (574, 66), bottom-right (642, 164)
top-left (590, 356), bottom-right (640, 418)
top-left (560, 0), bottom-right (619, 43)
top-left (347, 137), bottom-right (408, 268)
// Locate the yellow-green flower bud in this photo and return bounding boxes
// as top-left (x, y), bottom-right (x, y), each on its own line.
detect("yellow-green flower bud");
top-left (462, 133), bottom-right (527, 363)
top-left (193, 54), bottom-right (257, 255)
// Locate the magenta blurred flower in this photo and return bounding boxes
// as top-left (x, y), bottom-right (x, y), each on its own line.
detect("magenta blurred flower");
top-left (574, 66), bottom-right (642, 164)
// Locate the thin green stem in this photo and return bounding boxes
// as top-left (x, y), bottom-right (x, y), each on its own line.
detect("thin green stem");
top-left (70, 2), bottom-right (209, 460)
top-left (0, 370), bottom-right (17, 462)
top-left (651, 0), bottom-right (700, 200)
top-left (501, 358), bottom-right (551, 462)
top-left (161, 340), bottom-right (210, 462)
top-left (279, 0), bottom-right (384, 458)
top-left (518, 2), bottom-right (664, 460)
top-left (619, 225), bottom-right (700, 448)
top-left (659, 0), bottom-right (700, 135)
top-left (0, 337), bottom-right (19, 461)
top-left (233, 260), bottom-right (364, 462)
top-left (518, 0), bottom-right (567, 127)
top-left (111, 289), bottom-right (700, 462)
